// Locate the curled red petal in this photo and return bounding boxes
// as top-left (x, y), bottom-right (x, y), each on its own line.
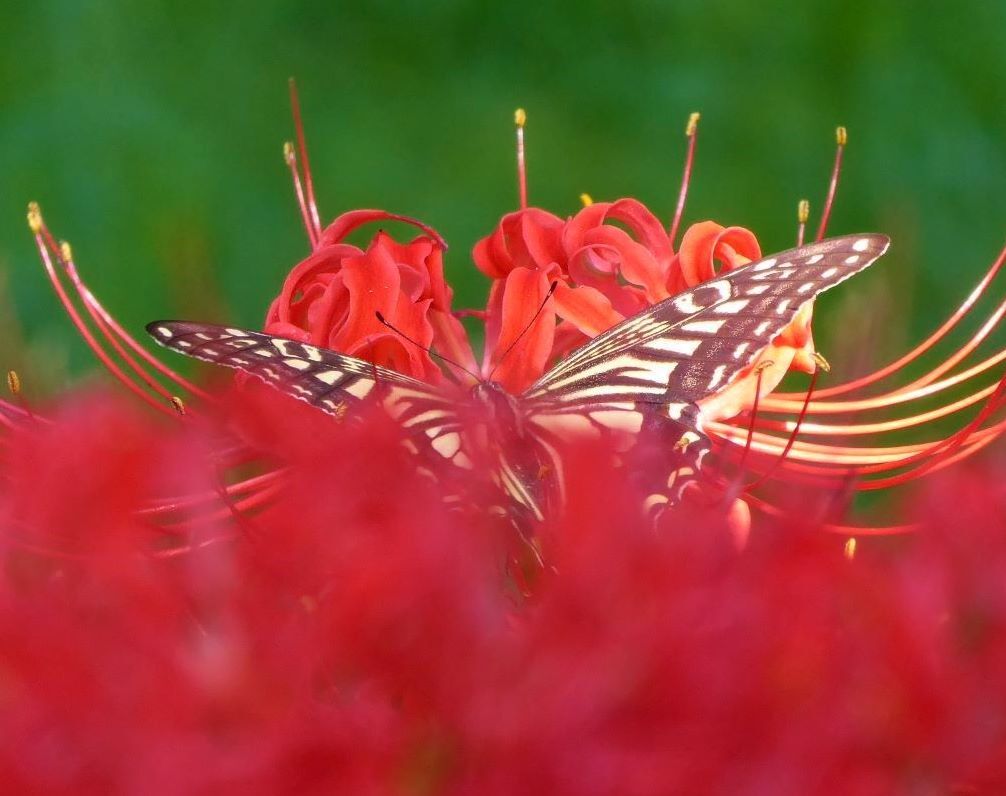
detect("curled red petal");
top-left (319, 209), bottom-right (448, 251)
top-left (671, 221), bottom-right (762, 293)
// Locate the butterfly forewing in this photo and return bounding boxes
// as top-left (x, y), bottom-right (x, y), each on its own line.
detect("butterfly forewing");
top-left (146, 321), bottom-right (470, 467)
top-left (524, 234), bottom-right (889, 412)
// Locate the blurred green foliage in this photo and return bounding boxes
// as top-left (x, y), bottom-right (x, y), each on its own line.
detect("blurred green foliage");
top-left (2, 1), bottom-right (1006, 393)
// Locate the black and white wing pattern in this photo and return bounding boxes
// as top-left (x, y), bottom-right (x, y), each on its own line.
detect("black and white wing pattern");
top-left (522, 234), bottom-right (890, 509)
top-left (145, 321), bottom-right (471, 469)
top-left (525, 234), bottom-right (889, 417)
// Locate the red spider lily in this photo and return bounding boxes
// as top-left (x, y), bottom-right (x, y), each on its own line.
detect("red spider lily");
top-left (17, 87), bottom-right (1006, 546)
top-left (263, 209), bottom-right (476, 384)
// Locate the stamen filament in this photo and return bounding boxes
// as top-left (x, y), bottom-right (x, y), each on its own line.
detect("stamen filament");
top-left (284, 141), bottom-right (320, 249)
top-left (515, 108), bottom-right (528, 210)
top-left (773, 241), bottom-right (1006, 400)
top-left (288, 78), bottom-right (323, 242)
top-left (815, 126), bottom-right (846, 242)
top-left (669, 112), bottom-right (700, 247)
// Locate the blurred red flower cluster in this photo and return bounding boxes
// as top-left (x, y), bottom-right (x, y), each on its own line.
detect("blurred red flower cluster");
top-left (2, 389), bottom-right (1005, 793)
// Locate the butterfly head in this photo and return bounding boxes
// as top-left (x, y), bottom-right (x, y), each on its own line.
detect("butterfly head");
top-left (472, 380), bottom-right (519, 429)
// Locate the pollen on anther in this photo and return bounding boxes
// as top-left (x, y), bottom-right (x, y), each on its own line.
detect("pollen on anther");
top-left (6, 370), bottom-right (20, 395)
top-left (26, 202), bottom-right (42, 234)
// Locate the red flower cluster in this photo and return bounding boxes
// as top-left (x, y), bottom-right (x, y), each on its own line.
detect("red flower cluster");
top-left (13, 92), bottom-right (1006, 790)
top-left (1, 389), bottom-right (1005, 793)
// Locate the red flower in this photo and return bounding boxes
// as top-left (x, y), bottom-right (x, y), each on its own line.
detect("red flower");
top-left (472, 201), bottom-right (816, 409)
top-left (264, 209), bottom-right (476, 384)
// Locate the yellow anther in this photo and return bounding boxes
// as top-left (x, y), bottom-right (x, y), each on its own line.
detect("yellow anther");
top-left (753, 359), bottom-right (776, 374)
top-left (59, 241), bottom-right (73, 262)
top-left (686, 111), bottom-right (700, 137)
top-left (283, 141), bottom-right (296, 164)
top-left (27, 202), bottom-right (42, 234)
top-left (579, 192), bottom-right (594, 207)
top-left (798, 199), bottom-right (810, 224)
top-left (843, 537), bottom-right (857, 561)
top-left (836, 126), bottom-right (848, 146)
top-left (812, 351), bottom-right (831, 373)
top-left (332, 401), bottom-right (348, 421)
top-left (514, 108), bottom-right (527, 128)
top-left (6, 370), bottom-right (21, 396)
top-left (170, 395), bottom-right (186, 416)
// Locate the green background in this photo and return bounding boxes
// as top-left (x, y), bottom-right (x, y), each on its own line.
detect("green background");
top-left (2, 1), bottom-right (1006, 394)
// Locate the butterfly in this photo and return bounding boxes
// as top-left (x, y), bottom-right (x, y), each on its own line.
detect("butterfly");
top-left (148, 233), bottom-right (890, 522)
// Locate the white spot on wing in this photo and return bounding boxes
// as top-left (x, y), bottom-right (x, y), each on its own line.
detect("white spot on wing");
top-left (714, 299), bottom-right (750, 315)
top-left (314, 370), bottom-right (343, 384)
top-left (681, 319), bottom-right (726, 334)
top-left (821, 267), bottom-right (838, 279)
top-left (431, 431), bottom-right (461, 458)
top-left (707, 364), bottom-right (728, 391)
top-left (673, 293), bottom-right (705, 313)
top-left (807, 254), bottom-right (824, 264)
top-left (345, 380), bottom-right (374, 399)
top-left (156, 326), bottom-right (173, 338)
top-left (753, 257), bottom-right (777, 272)
top-left (225, 328), bottom-right (250, 337)
top-left (644, 338), bottom-right (702, 356)
top-left (284, 358), bottom-right (311, 371)
top-left (853, 238), bottom-right (871, 252)
top-left (844, 255), bottom-right (860, 265)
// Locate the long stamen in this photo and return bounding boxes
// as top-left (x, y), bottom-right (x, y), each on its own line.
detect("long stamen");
top-left (774, 242), bottom-right (1006, 401)
top-left (31, 205), bottom-right (210, 411)
top-left (288, 78), bottom-right (322, 241)
top-left (669, 112), bottom-right (700, 247)
top-left (284, 141), bottom-right (319, 249)
top-left (744, 493), bottom-right (918, 536)
top-left (514, 108), bottom-right (528, 210)
top-left (29, 205), bottom-right (175, 416)
top-left (815, 126), bottom-right (846, 241)
top-left (743, 362), bottom-right (821, 490)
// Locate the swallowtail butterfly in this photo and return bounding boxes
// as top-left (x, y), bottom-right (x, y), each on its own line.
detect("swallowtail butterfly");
top-left (148, 234), bottom-right (890, 521)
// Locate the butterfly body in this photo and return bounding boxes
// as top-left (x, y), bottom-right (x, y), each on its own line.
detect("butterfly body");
top-left (148, 233), bottom-right (891, 521)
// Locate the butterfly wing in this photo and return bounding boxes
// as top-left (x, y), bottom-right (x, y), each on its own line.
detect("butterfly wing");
top-left (146, 321), bottom-right (472, 469)
top-left (521, 234), bottom-right (890, 508)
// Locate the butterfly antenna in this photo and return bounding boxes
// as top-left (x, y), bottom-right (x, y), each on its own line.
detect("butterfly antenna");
top-left (374, 311), bottom-right (481, 382)
top-left (488, 280), bottom-right (559, 382)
